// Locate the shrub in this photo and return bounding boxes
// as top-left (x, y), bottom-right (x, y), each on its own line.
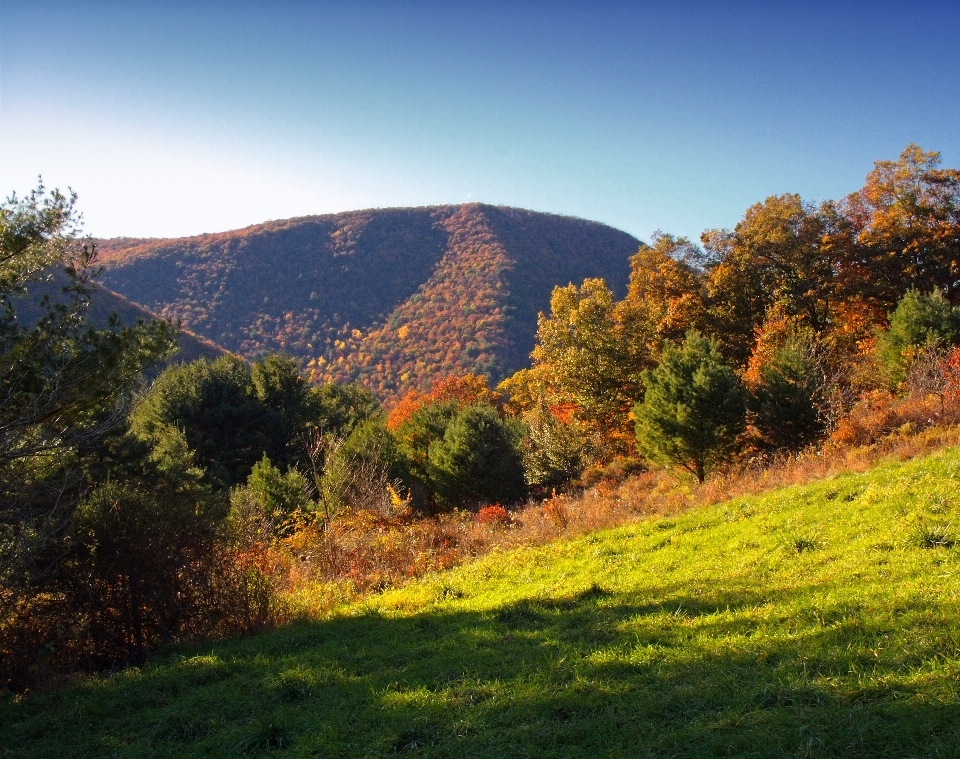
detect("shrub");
top-left (476, 504), bottom-right (510, 526)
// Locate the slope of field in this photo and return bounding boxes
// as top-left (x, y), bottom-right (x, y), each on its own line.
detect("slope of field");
top-left (5, 448), bottom-right (960, 757)
top-left (95, 204), bottom-right (639, 399)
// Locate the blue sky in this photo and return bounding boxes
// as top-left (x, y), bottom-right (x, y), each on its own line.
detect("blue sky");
top-left (2, 1), bottom-right (958, 244)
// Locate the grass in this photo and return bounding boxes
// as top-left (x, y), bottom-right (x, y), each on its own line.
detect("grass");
top-left (4, 447), bottom-right (960, 757)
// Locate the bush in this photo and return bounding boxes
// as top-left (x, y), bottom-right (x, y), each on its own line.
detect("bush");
top-left (230, 455), bottom-right (315, 541)
top-left (0, 420), bottom-right (295, 689)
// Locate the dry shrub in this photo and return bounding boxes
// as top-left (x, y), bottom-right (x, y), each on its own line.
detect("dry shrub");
top-left (476, 504), bottom-right (510, 526)
top-left (831, 352), bottom-right (960, 448)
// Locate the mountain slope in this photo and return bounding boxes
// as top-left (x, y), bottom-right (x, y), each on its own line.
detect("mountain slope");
top-left (5, 447), bottom-right (960, 757)
top-left (13, 276), bottom-right (229, 367)
top-left (96, 204), bottom-right (639, 398)
top-left (90, 285), bottom-right (231, 366)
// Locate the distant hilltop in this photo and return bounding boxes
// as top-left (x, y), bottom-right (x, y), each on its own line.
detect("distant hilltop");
top-left (96, 204), bottom-right (640, 400)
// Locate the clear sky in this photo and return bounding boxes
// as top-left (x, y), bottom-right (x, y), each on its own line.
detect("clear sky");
top-left (2, 1), bottom-right (958, 244)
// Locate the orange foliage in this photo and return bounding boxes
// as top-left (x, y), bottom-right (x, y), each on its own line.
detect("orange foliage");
top-left (742, 306), bottom-right (795, 389)
top-left (386, 373), bottom-right (503, 430)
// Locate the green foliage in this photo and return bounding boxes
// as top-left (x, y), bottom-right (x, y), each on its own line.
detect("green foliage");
top-left (0, 184), bottom-right (177, 620)
top-left (748, 330), bottom-right (829, 452)
top-left (130, 356), bottom-right (277, 488)
top-left (243, 455), bottom-right (314, 524)
top-left (340, 418), bottom-right (408, 487)
top-left (634, 330), bottom-right (746, 482)
top-left (876, 289), bottom-right (960, 387)
top-left (394, 399), bottom-right (462, 506)
top-left (311, 381), bottom-right (381, 436)
top-left (427, 404), bottom-right (526, 508)
top-left (130, 354), bottom-right (351, 489)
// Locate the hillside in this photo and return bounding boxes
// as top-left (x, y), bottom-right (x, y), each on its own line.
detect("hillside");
top-left (5, 447), bottom-right (959, 757)
top-left (11, 275), bottom-right (229, 367)
top-left (95, 204), bottom-right (639, 399)
top-left (90, 285), bottom-right (231, 366)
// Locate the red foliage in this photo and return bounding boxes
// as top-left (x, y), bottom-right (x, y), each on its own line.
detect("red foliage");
top-left (387, 373), bottom-right (503, 429)
top-left (476, 504), bottom-right (510, 526)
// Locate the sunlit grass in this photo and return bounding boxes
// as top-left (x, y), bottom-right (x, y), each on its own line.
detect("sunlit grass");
top-left (4, 447), bottom-right (960, 757)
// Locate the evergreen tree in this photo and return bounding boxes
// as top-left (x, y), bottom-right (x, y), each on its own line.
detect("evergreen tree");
top-left (748, 332), bottom-right (828, 452)
top-left (875, 289), bottom-right (960, 387)
top-left (427, 404), bottom-right (526, 508)
top-left (634, 330), bottom-right (746, 483)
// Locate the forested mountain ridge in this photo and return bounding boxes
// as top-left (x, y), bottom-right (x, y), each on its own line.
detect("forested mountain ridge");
top-left (12, 273), bottom-right (229, 367)
top-left (96, 204), bottom-right (639, 399)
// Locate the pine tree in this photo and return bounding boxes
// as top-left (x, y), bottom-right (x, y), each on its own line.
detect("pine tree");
top-left (634, 330), bottom-right (746, 483)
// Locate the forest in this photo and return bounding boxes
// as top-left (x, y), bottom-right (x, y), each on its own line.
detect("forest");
top-left (94, 204), bottom-right (639, 400)
top-left (2, 143), bottom-right (960, 690)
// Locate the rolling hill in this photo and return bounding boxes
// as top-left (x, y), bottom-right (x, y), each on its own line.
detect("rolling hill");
top-left (95, 204), bottom-right (640, 399)
top-left (5, 446), bottom-right (960, 757)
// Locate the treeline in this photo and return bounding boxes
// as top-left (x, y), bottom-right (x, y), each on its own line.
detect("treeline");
top-left (503, 144), bottom-right (960, 483)
top-left (0, 188), bottom-right (528, 687)
top-left (3, 143), bottom-right (959, 689)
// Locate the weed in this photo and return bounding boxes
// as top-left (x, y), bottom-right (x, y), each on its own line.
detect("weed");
top-left (235, 719), bottom-right (293, 753)
top-left (789, 534), bottom-right (823, 553)
top-left (911, 522), bottom-right (955, 549)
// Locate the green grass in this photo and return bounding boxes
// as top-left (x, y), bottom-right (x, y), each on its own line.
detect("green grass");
top-left (4, 448), bottom-right (960, 758)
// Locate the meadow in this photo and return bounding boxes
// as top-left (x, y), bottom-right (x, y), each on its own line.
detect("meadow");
top-left (3, 445), bottom-right (959, 758)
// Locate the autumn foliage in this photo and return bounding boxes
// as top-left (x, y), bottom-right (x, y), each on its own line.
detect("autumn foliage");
top-left (97, 204), bottom-right (638, 402)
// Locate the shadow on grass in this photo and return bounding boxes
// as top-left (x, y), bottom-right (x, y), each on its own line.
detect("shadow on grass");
top-left (4, 583), bottom-right (959, 758)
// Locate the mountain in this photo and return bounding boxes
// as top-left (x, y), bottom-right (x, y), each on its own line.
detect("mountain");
top-left (90, 285), bottom-right (231, 366)
top-left (96, 204), bottom-right (640, 399)
top-left (13, 275), bottom-right (229, 368)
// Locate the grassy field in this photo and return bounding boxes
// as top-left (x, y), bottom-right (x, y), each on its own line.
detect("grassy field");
top-left (3, 447), bottom-right (960, 758)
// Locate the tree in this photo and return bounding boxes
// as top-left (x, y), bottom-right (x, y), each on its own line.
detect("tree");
top-left (312, 381), bottom-right (381, 436)
top-left (0, 183), bottom-right (176, 605)
top-left (746, 325), bottom-right (830, 452)
top-left (703, 195), bottom-right (855, 365)
top-left (622, 233), bottom-right (707, 350)
top-left (875, 289), bottom-right (960, 387)
top-left (240, 454), bottom-right (314, 530)
top-left (521, 402), bottom-right (595, 490)
top-left (502, 278), bottom-right (651, 452)
top-left (846, 144), bottom-right (960, 304)
top-left (130, 356), bottom-right (276, 488)
top-left (427, 404), bottom-right (526, 508)
top-left (634, 330), bottom-right (746, 483)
